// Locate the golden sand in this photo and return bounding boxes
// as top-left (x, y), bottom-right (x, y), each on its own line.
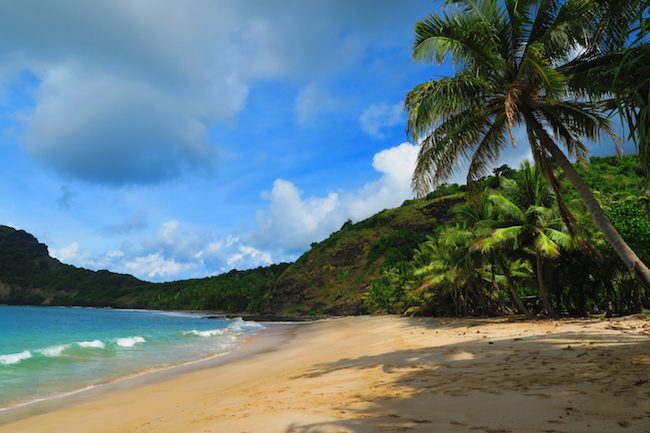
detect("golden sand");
top-left (1, 315), bottom-right (649, 433)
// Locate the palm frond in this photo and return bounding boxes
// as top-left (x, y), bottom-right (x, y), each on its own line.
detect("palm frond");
top-left (405, 74), bottom-right (495, 141)
top-left (534, 230), bottom-right (560, 257)
top-left (488, 193), bottom-right (526, 221)
top-left (486, 225), bottom-right (525, 249)
top-left (466, 114), bottom-right (508, 186)
top-left (592, 0), bottom-right (644, 53)
top-left (413, 12), bottom-right (503, 71)
top-left (411, 108), bottom-right (493, 196)
top-left (519, 42), bottom-right (566, 97)
top-left (545, 227), bottom-right (573, 249)
top-left (538, 0), bottom-right (595, 59)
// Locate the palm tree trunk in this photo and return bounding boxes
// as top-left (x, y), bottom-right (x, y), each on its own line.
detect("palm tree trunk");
top-left (604, 276), bottom-right (615, 318)
top-left (508, 286), bottom-right (533, 318)
top-left (528, 117), bottom-right (650, 289)
top-left (498, 258), bottom-right (533, 318)
top-left (546, 141), bottom-right (650, 288)
top-left (536, 252), bottom-right (555, 317)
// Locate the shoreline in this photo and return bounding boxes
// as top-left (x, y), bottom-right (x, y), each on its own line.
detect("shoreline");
top-left (0, 322), bottom-right (298, 425)
top-left (1, 315), bottom-right (648, 432)
top-left (0, 303), bottom-right (326, 322)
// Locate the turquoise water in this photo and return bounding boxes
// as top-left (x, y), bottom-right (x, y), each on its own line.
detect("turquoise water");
top-left (0, 306), bottom-right (263, 409)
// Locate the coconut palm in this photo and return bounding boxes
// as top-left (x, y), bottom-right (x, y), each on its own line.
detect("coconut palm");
top-left (476, 162), bottom-right (573, 316)
top-left (414, 191), bottom-right (532, 316)
top-left (405, 0), bottom-right (650, 287)
top-left (451, 191), bottom-right (534, 316)
top-left (414, 227), bottom-right (482, 316)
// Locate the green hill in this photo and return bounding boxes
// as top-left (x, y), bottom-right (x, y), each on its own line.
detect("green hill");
top-left (0, 226), bottom-right (148, 306)
top-left (0, 226), bottom-right (291, 313)
top-left (267, 193), bottom-right (464, 316)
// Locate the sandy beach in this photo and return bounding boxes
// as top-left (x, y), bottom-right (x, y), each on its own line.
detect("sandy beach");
top-left (1, 315), bottom-right (649, 433)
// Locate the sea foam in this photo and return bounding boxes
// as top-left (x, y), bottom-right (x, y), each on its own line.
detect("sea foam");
top-left (229, 317), bottom-right (264, 332)
top-left (78, 340), bottom-right (105, 349)
top-left (38, 345), bottom-right (68, 357)
top-left (0, 351), bottom-right (32, 365)
top-left (184, 329), bottom-right (226, 337)
top-left (115, 336), bottom-right (146, 348)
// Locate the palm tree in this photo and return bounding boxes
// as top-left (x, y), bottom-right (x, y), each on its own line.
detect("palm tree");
top-left (452, 190), bottom-right (533, 316)
top-left (476, 161), bottom-right (573, 316)
top-left (414, 191), bottom-right (533, 316)
top-left (414, 227), bottom-right (483, 316)
top-left (405, 0), bottom-right (650, 287)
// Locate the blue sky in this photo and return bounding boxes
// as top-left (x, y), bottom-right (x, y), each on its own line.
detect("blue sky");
top-left (0, 1), bottom-right (632, 281)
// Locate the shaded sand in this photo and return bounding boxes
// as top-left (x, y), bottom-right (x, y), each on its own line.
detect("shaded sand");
top-left (1, 315), bottom-right (649, 433)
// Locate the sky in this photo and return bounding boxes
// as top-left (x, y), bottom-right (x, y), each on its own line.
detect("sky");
top-left (0, 0), bottom-right (633, 282)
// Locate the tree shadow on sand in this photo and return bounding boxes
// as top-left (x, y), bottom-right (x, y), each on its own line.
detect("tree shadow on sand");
top-left (284, 319), bottom-right (650, 433)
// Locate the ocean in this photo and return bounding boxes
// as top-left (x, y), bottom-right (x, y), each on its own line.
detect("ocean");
top-left (0, 305), bottom-right (263, 409)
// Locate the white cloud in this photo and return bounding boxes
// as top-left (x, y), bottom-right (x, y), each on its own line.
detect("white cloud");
top-left (90, 221), bottom-right (276, 281)
top-left (50, 241), bottom-right (79, 262)
top-left (359, 102), bottom-right (404, 138)
top-left (255, 179), bottom-right (342, 249)
top-left (123, 253), bottom-right (193, 280)
top-left (344, 142), bottom-right (417, 219)
top-left (253, 142), bottom-right (418, 250)
top-left (0, 1), bottom-right (425, 184)
top-left (226, 245), bottom-right (273, 268)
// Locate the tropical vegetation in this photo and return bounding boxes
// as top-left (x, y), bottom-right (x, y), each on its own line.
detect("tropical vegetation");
top-left (366, 156), bottom-right (650, 317)
top-left (404, 0), bottom-right (650, 288)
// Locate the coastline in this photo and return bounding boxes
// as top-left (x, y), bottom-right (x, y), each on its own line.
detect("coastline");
top-left (0, 322), bottom-right (298, 425)
top-left (0, 303), bottom-right (323, 322)
top-left (1, 315), bottom-right (648, 433)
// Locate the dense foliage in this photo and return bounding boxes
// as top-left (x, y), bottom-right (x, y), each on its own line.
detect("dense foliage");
top-left (405, 0), bottom-right (650, 288)
top-left (135, 264), bottom-right (290, 312)
top-left (366, 156), bottom-right (650, 317)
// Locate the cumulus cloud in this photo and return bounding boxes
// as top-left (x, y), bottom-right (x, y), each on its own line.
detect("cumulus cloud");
top-left (0, 0), bottom-right (425, 185)
top-left (122, 253), bottom-right (194, 280)
top-left (99, 221), bottom-right (274, 281)
top-left (359, 102), bottom-right (404, 138)
top-left (253, 142), bottom-right (418, 251)
top-left (224, 244), bottom-right (273, 268)
top-left (255, 179), bottom-right (342, 249)
top-left (50, 241), bottom-right (79, 262)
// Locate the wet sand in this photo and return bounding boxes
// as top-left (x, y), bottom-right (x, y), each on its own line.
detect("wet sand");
top-left (1, 315), bottom-right (649, 433)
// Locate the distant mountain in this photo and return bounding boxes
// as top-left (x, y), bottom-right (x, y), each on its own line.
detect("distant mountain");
top-left (0, 225), bottom-right (289, 313)
top-left (0, 226), bottom-right (147, 306)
